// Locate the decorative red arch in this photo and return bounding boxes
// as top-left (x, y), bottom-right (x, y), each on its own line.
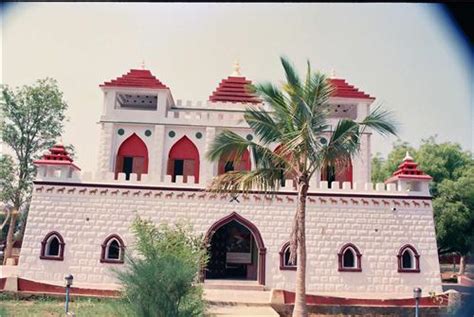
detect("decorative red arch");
top-left (397, 244), bottom-right (420, 273)
top-left (100, 234), bottom-right (126, 264)
top-left (205, 212), bottom-right (266, 285)
top-left (167, 136), bottom-right (200, 183)
top-left (115, 133), bottom-right (149, 180)
top-left (321, 158), bottom-right (353, 185)
top-left (218, 149), bottom-right (251, 175)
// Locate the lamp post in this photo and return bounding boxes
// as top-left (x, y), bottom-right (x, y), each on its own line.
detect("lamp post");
top-left (65, 274), bottom-right (73, 314)
top-left (413, 287), bottom-right (422, 317)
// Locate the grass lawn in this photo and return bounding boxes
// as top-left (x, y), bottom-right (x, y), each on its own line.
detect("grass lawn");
top-left (0, 294), bottom-right (130, 317)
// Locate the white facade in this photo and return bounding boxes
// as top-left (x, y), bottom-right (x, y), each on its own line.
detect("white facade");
top-left (16, 68), bottom-right (442, 299)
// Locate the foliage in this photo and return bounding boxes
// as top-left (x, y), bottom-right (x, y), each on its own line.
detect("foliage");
top-left (1, 78), bottom-right (68, 208)
top-left (416, 136), bottom-right (472, 196)
top-left (433, 166), bottom-right (474, 256)
top-left (116, 217), bottom-right (208, 317)
top-left (206, 57), bottom-right (397, 316)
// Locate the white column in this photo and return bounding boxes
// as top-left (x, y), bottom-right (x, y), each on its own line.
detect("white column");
top-left (152, 125), bottom-right (166, 182)
top-left (204, 127), bottom-right (216, 184)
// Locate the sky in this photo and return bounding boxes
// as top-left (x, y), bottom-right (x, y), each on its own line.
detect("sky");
top-left (1, 3), bottom-right (472, 172)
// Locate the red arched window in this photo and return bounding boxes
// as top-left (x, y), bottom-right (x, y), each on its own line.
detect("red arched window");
top-left (40, 231), bottom-right (65, 261)
top-left (115, 133), bottom-right (149, 181)
top-left (321, 158), bottom-right (353, 187)
top-left (167, 136), bottom-right (200, 183)
top-left (338, 243), bottom-right (362, 272)
top-left (397, 244), bottom-right (420, 273)
top-left (218, 149), bottom-right (251, 175)
top-left (273, 145), bottom-right (295, 187)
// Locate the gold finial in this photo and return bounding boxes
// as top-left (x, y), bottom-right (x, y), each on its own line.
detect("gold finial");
top-left (231, 60), bottom-right (241, 76)
top-left (141, 60), bottom-right (146, 70)
top-left (404, 151), bottom-right (413, 161)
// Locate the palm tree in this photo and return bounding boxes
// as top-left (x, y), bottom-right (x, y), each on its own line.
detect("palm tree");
top-left (206, 57), bottom-right (397, 317)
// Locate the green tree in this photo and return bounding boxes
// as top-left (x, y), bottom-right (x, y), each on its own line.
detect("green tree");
top-left (371, 152), bottom-right (388, 183)
top-left (0, 78), bottom-right (68, 263)
top-left (433, 166), bottom-right (474, 274)
top-left (206, 57), bottom-right (397, 317)
top-left (416, 136), bottom-right (472, 196)
top-left (116, 217), bottom-right (208, 317)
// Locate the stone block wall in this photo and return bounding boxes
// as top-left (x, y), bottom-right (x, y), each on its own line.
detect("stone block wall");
top-left (18, 182), bottom-right (442, 298)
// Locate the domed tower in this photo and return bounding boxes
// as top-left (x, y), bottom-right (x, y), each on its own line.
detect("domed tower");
top-left (97, 68), bottom-right (174, 181)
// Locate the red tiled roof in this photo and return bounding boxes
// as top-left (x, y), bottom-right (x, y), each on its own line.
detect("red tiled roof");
top-left (34, 144), bottom-right (80, 170)
top-left (209, 76), bottom-right (261, 104)
top-left (329, 78), bottom-right (375, 100)
top-left (100, 69), bottom-right (168, 89)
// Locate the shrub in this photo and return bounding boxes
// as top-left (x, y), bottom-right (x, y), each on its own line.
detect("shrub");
top-left (116, 217), bottom-right (208, 317)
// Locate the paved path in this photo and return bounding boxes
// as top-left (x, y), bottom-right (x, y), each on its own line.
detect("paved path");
top-left (204, 288), bottom-right (279, 316)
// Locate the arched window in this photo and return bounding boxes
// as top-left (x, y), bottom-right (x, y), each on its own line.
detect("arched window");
top-left (167, 136), bottom-right (200, 183)
top-left (40, 231), bottom-right (65, 261)
top-left (115, 133), bottom-right (149, 181)
top-left (100, 234), bottom-right (125, 264)
top-left (218, 149), bottom-right (251, 175)
top-left (338, 243), bottom-right (362, 272)
top-left (279, 242), bottom-right (296, 270)
top-left (397, 244), bottom-right (420, 273)
top-left (273, 145), bottom-right (295, 188)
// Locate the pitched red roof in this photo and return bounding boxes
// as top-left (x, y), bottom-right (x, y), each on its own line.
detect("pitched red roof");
top-left (329, 78), bottom-right (374, 100)
top-left (34, 144), bottom-right (80, 170)
top-left (100, 69), bottom-right (168, 89)
top-left (209, 76), bottom-right (261, 104)
top-left (385, 153), bottom-right (431, 183)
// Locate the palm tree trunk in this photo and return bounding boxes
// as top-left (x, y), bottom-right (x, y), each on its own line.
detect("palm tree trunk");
top-left (458, 255), bottom-right (466, 276)
top-left (292, 179), bottom-right (308, 317)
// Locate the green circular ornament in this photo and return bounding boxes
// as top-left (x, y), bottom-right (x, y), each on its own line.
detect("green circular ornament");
top-left (118, 128), bottom-right (125, 136)
top-left (169, 131), bottom-right (176, 138)
top-left (246, 134), bottom-right (253, 141)
top-left (145, 130), bottom-right (152, 137)
top-left (196, 132), bottom-right (203, 139)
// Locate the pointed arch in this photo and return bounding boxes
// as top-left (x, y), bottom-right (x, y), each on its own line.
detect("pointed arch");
top-left (167, 136), bottom-right (200, 183)
top-left (100, 234), bottom-right (126, 264)
top-left (115, 133), bottom-right (149, 181)
top-left (40, 231), bottom-right (65, 261)
top-left (397, 244), bottom-right (420, 273)
top-left (338, 243), bottom-right (362, 272)
top-left (204, 212), bottom-right (266, 285)
top-left (218, 149), bottom-right (251, 175)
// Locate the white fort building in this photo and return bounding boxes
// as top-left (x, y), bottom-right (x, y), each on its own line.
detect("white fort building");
top-left (16, 64), bottom-right (442, 299)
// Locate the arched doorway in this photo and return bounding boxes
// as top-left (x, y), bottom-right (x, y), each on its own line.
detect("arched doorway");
top-left (167, 136), bottom-right (200, 183)
top-left (205, 212), bottom-right (266, 285)
top-left (115, 133), bottom-right (149, 181)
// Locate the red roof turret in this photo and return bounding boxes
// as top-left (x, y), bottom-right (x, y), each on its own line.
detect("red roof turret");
top-left (100, 69), bottom-right (168, 89)
top-left (34, 144), bottom-right (80, 171)
top-left (209, 62), bottom-right (261, 104)
top-left (385, 152), bottom-right (431, 184)
top-left (329, 78), bottom-right (374, 100)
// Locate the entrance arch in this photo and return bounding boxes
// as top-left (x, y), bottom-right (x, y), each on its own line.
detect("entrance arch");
top-left (205, 212), bottom-right (266, 285)
top-left (115, 133), bottom-right (149, 181)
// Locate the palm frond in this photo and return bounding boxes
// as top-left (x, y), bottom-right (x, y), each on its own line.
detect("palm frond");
top-left (360, 105), bottom-right (398, 137)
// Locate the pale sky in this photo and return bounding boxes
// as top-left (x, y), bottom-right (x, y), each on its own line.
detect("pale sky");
top-left (2, 3), bottom-right (472, 172)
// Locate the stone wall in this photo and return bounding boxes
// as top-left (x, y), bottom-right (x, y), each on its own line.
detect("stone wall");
top-left (18, 182), bottom-right (442, 298)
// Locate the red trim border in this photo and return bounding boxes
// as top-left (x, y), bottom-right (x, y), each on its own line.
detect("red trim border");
top-left (100, 234), bottom-right (126, 264)
top-left (397, 244), bottom-right (420, 273)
